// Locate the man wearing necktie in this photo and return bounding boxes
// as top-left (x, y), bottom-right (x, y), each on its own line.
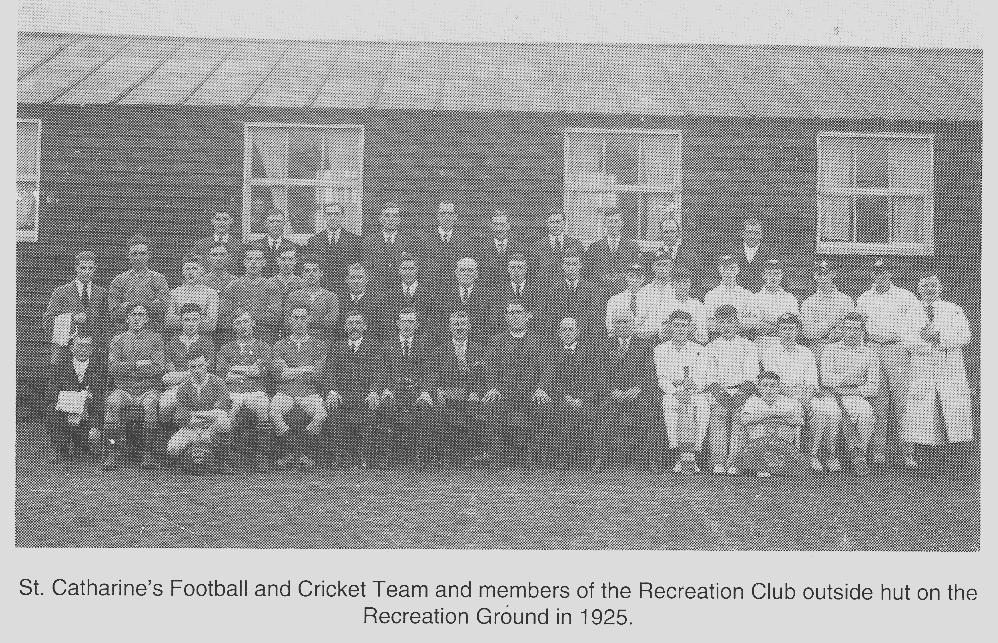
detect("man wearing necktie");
top-left (260, 209), bottom-right (300, 278)
top-left (539, 317), bottom-right (596, 468)
top-left (599, 309), bottom-right (654, 468)
top-left (377, 307), bottom-right (432, 466)
top-left (431, 257), bottom-right (492, 344)
top-left (192, 211), bottom-right (246, 275)
top-left (582, 208), bottom-right (640, 306)
top-left (420, 202), bottom-right (472, 290)
top-left (542, 251), bottom-right (599, 344)
top-left (44, 251), bottom-right (108, 367)
top-left (532, 209), bottom-right (582, 296)
top-left (361, 203), bottom-right (411, 290)
top-left (304, 202), bottom-right (361, 294)
top-left (47, 334), bottom-right (105, 462)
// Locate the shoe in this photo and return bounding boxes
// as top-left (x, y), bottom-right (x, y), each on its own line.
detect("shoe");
top-left (756, 470), bottom-right (772, 478)
top-left (139, 453), bottom-right (159, 470)
top-left (713, 464), bottom-right (726, 475)
top-left (810, 457), bottom-right (825, 473)
top-left (904, 456), bottom-right (919, 470)
top-left (672, 459), bottom-right (683, 474)
top-left (101, 451), bottom-right (122, 471)
top-left (726, 467), bottom-right (740, 476)
top-left (826, 458), bottom-right (842, 473)
top-left (298, 455), bottom-right (316, 470)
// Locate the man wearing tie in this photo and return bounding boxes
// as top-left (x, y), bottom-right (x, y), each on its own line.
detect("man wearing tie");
top-left (47, 334), bottom-right (105, 462)
top-left (532, 209), bottom-right (583, 294)
top-left (542, 252), bottom-right (599, 344)
top-left (377, 252), bottom-right (433, 343)
top-left (432, 257), bottom-right (492, 344)
top-left (605, 263), bottom-right (646, 338)
top-left (582, 208), bottom-right (640, 305)
top-left (360, 203), bottom-right (409, 289)
top-left (341, 263), bottom-right (382, 342)
top-left (599, 309), bottom-right (655, 468)
top-left (260, 209), bottom-right (300, 278)
top-left (304, 202), bottom-right (362, 294)
top-left (421, 202), bottom-right (472, 289)
top-left (729, 218), bottom-right (772, 293)
top-left (192, 211), bottom-right (245, 274)
top-left (377, 308), bottom-right (432, 467)
top-left (493, 251), bottom-right (539, 326)
top-left (44, 251), bottom-right (107, 367)
top-left (539, 317), bottom-right (595, 469)
top-left (478, 209), bottom-right (519, 293)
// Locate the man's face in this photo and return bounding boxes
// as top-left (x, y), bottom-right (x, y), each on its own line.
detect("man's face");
top-left (345, 315), bottom-right (366, 340)
top-left (669, 317), bottom-right (693, 343)
top-left (455, 259), bottom-right (478, 286)
top-left (234, 314), bottom-right (254, 338)
top-left (182, 262), bottom-right (203, 285)
top-left (718, 316), bottom-right (739, 338)
top-left (188, 356), bottom-right (209, 379)
top-left (491, 214), bottom-right (510, 238)
top-left (346, 267), bottom-right (367, 294)
top-left (660, 219), bottom-right (680, 246)
top-left (380, 209), bottom-right (400, 233)
top-left (245, 250), bottom-right (265, 276)
top-left (841, 319), bottom-right (864, 346)
top-left (180, 311), bottom-right (202, 336)
top-left (208, 247), bottom-right (228, 271)
top-left (559, 318), bottom-right (579, 346)
top-left (673, 279), bottom-right (692, 301)
top-left (613, 314), bottom-right (635, 339)
top-left (508, 258), bottom-right (527, 282)
top-left (652, 259), bottom-right (671, 282)
top-left (719, 262), bottom-right (739, 282)
top-left (437, 208), bottom-right (457, 231)
top-left (266, 213), bottom-right (284, 237)
top-left (399, 312), bottom-right (418, 339)
top-left (546, 213), bottom-right (565, 237)
top-left (815, 271), bottom-right (834, 290)
top-left (604, 213), bottom-right (622, 237)
top-left (302, 263), bottom-right (322, 286)
top-left (743, 222), bottom-right (763, 248)
top-left (625, 273), bottom-right (645, 292)
top-left (71, 338), bottom-right (93, 362)
top-left (449, 314), bottom-right (469, 340)
top-left (563, 257), bottom-right (581, 281)
top-left (763, 268), bottom-right (783, 289)
top-left (919, 276), bottom-right (941, 302)
top-left (288, 309), bottom-right (310, 335)
top-left (324, 206), bottom-right (344, 231)
top-left (507, 306), bottom-right (527, 333)
top-left (213, 212), bottom-right (232, 235)
top-left (759, 377), bottom-right (779, 403)
top-left (128, 244), bottom-right (150, 270)
top-left (277, 250), bottom-right (297, 274)
top-left (127, 306), bottom-right (148, 332)
top-left (777, 321), bottom-right (799, 345)
top-left (76, 259), bottom-right (96, 284)
top-left (399, 260), bottom-right (418, 285)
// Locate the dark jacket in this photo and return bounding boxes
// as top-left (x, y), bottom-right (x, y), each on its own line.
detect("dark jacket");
top-left (431, 283), bottom-right (494, 344)
top-left (323, 338), bottom-right (382, 400)
top-left (531, 235), bottom-right (583, 293)
top-left (360, 231), bottom-right (417, 288)
top-left (376, 281), bottom-right (435, 343)
top-left (304, 229), bottom-right (361, 292)
top-left (581, 236), bottom-right (641, 298)
top-left (417, 229), bottom-right (475, 289)
top-left (259, 236), bottom-right (301, 278)
top-left (426, 339), bottom-right (485, 395)
top-left (541, 342), bottom-right (594, 403)
top-left (482, 331), bottom-right (544, 404)
top-left (50, 353), bottom-right (106, 419)
top-left (541, 279), bottom-right (601, 344)
top-left (597, 335), bottom-right (655, 402)
top-left (377, 336), bottom-right (430, 396)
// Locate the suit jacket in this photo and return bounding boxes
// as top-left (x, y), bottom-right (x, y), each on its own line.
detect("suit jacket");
top-left (360, 231), bottom-right (416, 288)
top-left (305, 229), bottom-right (362, 293)
top-left (531, 235), bottom-right (584, 293)
top-left (476, 236), bottom-right (523, 293)
top-left (426, 339), bottom-right (485, 395)
top-left (598, 336), bottom-right (655, 402)
top-left (582, 236), bottom-right (641, 298)
top-left (490, 279), bottom-right (542, 325)
top-left (541, 279), bottom-right (601, 344)
top-left (323, 338), bottom-right (382, 400)
top-left (376, 281), bottom-right (434, 343)
top-left (259, 236), bottom-right (301, 278)
top-left (44, 281), bottom-right (109, 348)
top-left (482, 331), bottom-right (544, 404)
top-left (377, 336), bottom-right (430, 396)
top-left (729, 242), bottom-right (774, 294)
top-left (191, 235), bottom-right (246, 273)
top-left (541, 342), bottom-right (594, 403)
top-left (418, 229), bottom-right (475, 289)
top-left (50, 354), bottom-right (106, 418)
top-left (431, 284), bottom-right (494, 344)
top-left (339, 291), bottom-right (383, 342)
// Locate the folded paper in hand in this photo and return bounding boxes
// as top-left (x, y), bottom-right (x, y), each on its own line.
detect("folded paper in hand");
top-left (52, 313), bottom-right (73, 346)
top-left (56, 390), bottom-right (86, 415)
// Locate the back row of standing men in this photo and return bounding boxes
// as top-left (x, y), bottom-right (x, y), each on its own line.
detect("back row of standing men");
top-left (43, 202), bottom-right (974, 474)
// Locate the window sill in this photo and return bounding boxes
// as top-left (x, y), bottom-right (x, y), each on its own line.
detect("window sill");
top-left (816, 241), bottom-right (933, 257)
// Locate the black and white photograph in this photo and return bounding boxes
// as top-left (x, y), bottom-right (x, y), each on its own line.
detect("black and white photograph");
top-left (13, 0), bottom-right (981, 552)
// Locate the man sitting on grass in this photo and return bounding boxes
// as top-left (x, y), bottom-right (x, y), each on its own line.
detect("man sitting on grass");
top-left (165, 355), bottom-right (234, 474)
top-left (729, 371), bottom-right (804, 477)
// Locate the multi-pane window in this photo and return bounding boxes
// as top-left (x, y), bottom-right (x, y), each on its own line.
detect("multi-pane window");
top-left (563, 129), bottom-right (681, 245)
top-left (817, 132), bottom-right (934, 255)
top-left (243, 124), bottom-right (364, 243)
top-left (17, 119), bottom-right (41, 242)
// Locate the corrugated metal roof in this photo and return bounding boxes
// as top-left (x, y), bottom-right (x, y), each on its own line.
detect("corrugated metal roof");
top-left (17, 32), bottom-right (981, 120)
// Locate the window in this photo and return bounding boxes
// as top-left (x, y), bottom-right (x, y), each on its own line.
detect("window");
top-left (17, 119), bottom-right (41, 242)
top-left (243, 124), bottom-right (364, 243)
top-left (817, 132), bottom-right (934, 255)
top-left (563, 128), bottom-right (681, 245)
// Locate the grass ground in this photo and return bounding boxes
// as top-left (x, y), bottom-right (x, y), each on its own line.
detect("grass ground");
top-left (14, 422), bottom-right (979, 550)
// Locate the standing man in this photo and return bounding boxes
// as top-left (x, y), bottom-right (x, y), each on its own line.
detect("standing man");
top-left (260, 209), bottom-right (299, 278)
top-left (285, 258), bottom-right (340, 338)
top-left (654, 310), bottom-right (709, 473)
top-left (202, 243), bottom-right (238, 297)
top-left (217, 311), bottom-right (272, 470)
top-left (47, 334), bottom-right (104, 462)
top-left (811, 312), bottom-right (880, 475)
top-left (730, 218), bottom-right (772, 293)
top-left (539, 317), bottom-right (596, 468)
top-left (599, 310), bottom-right (655, 469)
top-left (102, 303), bottom-right (166, 470)
top-left (221, 244), bottom-right (281, 344)
top-left (532, 209), bottom-right (582, 293)
top-left (361, 203), bottom-right (410, 290)
top-left (192, 211), bottom-right (245, 274)
top-left (478, 209), bottom-right (519, 294)
top-left (108, 235), bottom-right (170, 331)
top-left (900, 274), bottom-right (974, 471)
top-left (704, 255), bottom-right (759, 337)
top-left (270, 307), bottom-right (329, 470)
top-left (801, 259), bottom-right (854, 361)
top-left (635, 254), bottom-right (676, 340)
top-left (165, 355), bottom-right (234, 474)
top-left (44, 251), bottom-right (107, 366)
top-left (165, 255), bottom-right (219, 337)
top-left (751, 258), bottom-right (800, 356)
top-left (759, 313), bottom-right (818, 451)
top-left (377, 252), bottom-right (433, 343)
top-left (542, 252), bottom-right (600, 343)
top-left (481, 302), bottom-right (548, 467)
top-left (421, 202), bottom-right (473, 290)
top-left (432, 257), bottom-right (492, 344)
top-left (494, 251), bottom-right (540, 325)
top-left (306, 202), bottom-right (362, 294)
top-left (581, 208), bottom-right (640, 303)
top-left (606, 263), bottom-right (647, 338)
top-left (377, 308), bottom-right (433, 467)
top-left (324, 312), bottom-right (383, 468)
top-left (341, 263), bottom-right (382, 342)
top-left (856, 257), bottom-right (920, 466)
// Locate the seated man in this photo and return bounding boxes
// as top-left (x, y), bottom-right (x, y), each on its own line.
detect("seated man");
top-left (654, 310), bottom-right (709, 474)
top-left (103, 303), bottom-right (166, 470)
top-left (284, 258), bottom-right (340, 338)
top-left (729, 371), bottom-right (804, 477)
top-left (159, 303), bottom-right (215, 428)
top-left (217, 311), bottom-right (272, 470)
top-left (324, 312), bottom-right (382, 468)
top-left (270, 307), bottom-right (329, 470)
top-left (539, 317), bottom-right (595, 469)
top-left (48, 334), bottom-right (104, 462)
top-left (165, 355), bottom-right (234, 474)
top-left (377, 308), bottom-right (433, 467)
top-left (598, 309), bottom-right (655, 469)
top-left (811, 312), bottom-right (880, 475)
top-left (701, 305), bottom-right (759, 474)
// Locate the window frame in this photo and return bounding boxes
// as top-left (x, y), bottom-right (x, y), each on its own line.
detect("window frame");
top-left (562, 127), bottom-right (682, 245)
top-left (241, 122), bottom-right (365, 244)
top-left (17, 118), bottom-right (41, 243)
top-left (816, 131), bottom-right (935, 256)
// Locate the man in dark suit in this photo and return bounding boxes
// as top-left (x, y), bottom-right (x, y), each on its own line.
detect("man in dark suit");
top-left (260, 209), bottom-right (300, 278)
top-left (377, 252), bottom-right (434, 343)
top-left (47, 334), bottom-right (105, 461)
top-left (376, 308), bottom-right (433, 467)
top-left (191, 211), bottom-right (245, 275)
top-left (419, 202), bottom-right (474, 290)
top-left (431, 257), bottom-right (493, 344)
top-left (425, 310), bottom-right (485, 466)
top-left (531, 209), bottom-right (583, 295)
top-left (44, 251), bottom-right (108, 366)
top-left (730, 217), bottom-right (772, 293)
top-left (477, 209), bottom-right (520, 294)
top-left (482, 301), bottom-right (548, 467)
top-left (361, 203), bottom-right (413, 290)
top-left (541, 252), bottom-right (600, 345)
top-left (539, 317), bottom-right (596, 469)
top-left (598, 309), bottom-right (656, 469)
top-left (340, 263), bottom-right (383, 342)
top-left (304, 203), bottom-right (362, 294)
top-left (491, 251), bottom-right (541, 328)
top-left (323, 311), bottom-right (383, 468)
top-left (582, 208), bottom-right (641, 303)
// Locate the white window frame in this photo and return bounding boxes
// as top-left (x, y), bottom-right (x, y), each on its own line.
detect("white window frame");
top-left (816, 131), bottom-right (934, 256)
top-left (242, 122), bottom-right (364, 244)
top-left (563, 128), bottom-right (682, 247)
top-left (17, 118), bottom-right (41, 242)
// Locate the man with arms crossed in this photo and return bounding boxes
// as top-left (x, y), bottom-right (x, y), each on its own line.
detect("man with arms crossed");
top-left (165, 354), bottom-right (234, 474)
top-left (217, 311), bottom-right (272, 470)
top-left (108, 235), bottom-right (169, 331)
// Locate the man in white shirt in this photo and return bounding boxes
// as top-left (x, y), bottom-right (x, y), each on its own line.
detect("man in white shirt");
top-left (606, 263), bottom-right (646, 337)
top-left (670, 267), bottom-right (708, 345)
top-left (855, 257), bottom-right (920, 466)
top-left (730, 371), bottom-right (805, 477)
top-left (801, 259), bottom-right (855, 361)
top-left (654, 310), bottom-right (709, 473)
top-left (760, 313), bottom-right (818, 446)
top-left (636, 253), bottom-right (676, 339)
top-left (752, 258), bottom-right (800, 355)
top-left (704, 255), bottom-right (758, 338)
top-left (165, 255), bottom-right (219, 336)
top-left (702, 305), bottom-right (759, 473)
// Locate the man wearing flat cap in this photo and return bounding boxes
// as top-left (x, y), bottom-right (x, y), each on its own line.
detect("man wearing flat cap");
top-left (751, 257), bottom-right (800, 356)
top-left (801, 259), bottom-right (855, 363)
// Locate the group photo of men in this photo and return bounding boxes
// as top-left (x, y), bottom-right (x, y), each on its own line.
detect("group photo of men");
top-left (43, 201), bottom-right (976, 479)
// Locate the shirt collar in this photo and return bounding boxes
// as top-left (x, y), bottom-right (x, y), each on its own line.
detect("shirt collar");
top-left (510, 331), bottom-right (526, 339)
top-left (438, 228), bottom-right (452, 241)
top-left (564, 343), bottom-right (577, 351)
